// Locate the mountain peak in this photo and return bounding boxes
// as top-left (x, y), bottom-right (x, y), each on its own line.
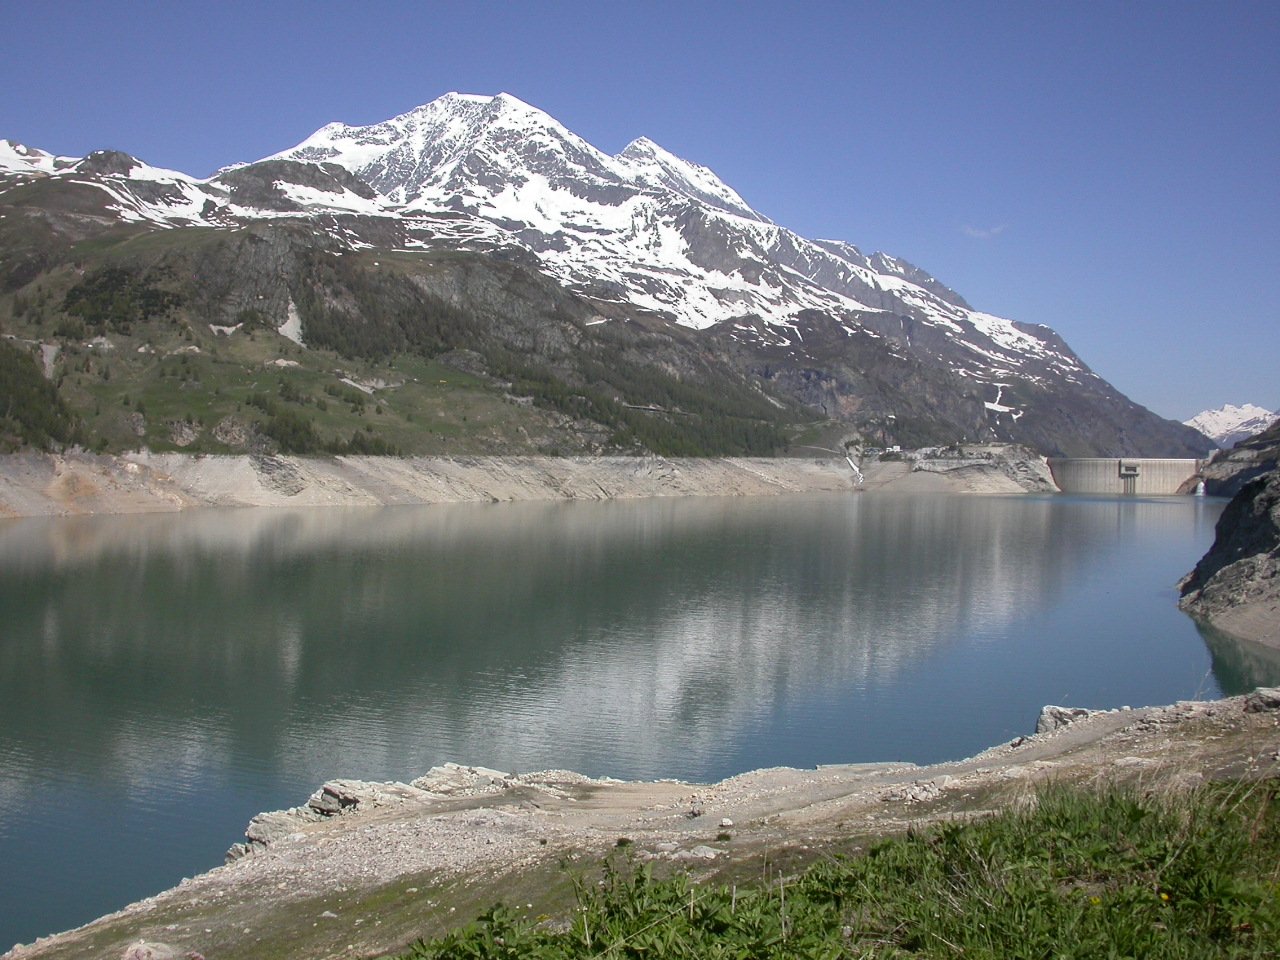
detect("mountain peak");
top-left (267, 94), bottom-right (773, 221)
top-left (0, 139), bottom-right (50, 159)
top-left (490, 91), bottom-right (537, 110)
top-left (1185, 403), bottom-right (1279, 447)
top-left (618, 135), bottom-right (661, 156)
top-left (72, 149), bottom-right (142, 177)
top-left (0, 93), bottom-right (1217, 458)
top-left (422, 91), bottom-right (542, 121)
top-left (617, 135), bottom-right (766, 223)
top-left (266, 91), bottom-right (606, 204)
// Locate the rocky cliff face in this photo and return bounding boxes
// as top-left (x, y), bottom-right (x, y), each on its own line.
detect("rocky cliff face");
top-left (1180, 466), bottom-right (1280, 647)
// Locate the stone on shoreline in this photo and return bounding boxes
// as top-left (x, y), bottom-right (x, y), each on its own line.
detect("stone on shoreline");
top-left (1244, 687), bottom-right (1280, 713)
top-left (226, 779), bottom-right (436, 862)
top-left (16, 690), bottom-right (1280, 960)
top-left (1035, 705), bottom-right (1098, 734)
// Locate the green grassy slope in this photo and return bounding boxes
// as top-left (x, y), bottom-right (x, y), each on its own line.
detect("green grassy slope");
top-left (0, 220), bottom-right (812, 457)
top-left (399, 781), bottom-right (1280, 960)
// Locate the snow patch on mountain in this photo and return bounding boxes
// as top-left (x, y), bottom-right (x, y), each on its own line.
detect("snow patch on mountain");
top-left (280, 300), bottom-right (305, 346)
top-left (0, 139), bottom-right (64, 175)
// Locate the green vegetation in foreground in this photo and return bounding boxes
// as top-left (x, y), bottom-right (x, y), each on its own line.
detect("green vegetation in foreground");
top-left (398, 781), bottom-right (1280, 959)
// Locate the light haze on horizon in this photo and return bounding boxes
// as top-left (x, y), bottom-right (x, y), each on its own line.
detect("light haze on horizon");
top-left (2, 0), bottom-right (1275, 423)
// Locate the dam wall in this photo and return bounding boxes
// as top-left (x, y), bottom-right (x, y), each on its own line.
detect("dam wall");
top-left (1047, 458), bottom-right (1201, 495)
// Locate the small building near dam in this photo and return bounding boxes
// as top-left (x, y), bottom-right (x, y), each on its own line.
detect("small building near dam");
top-left (1047, 458), bottom-right (1203, 495)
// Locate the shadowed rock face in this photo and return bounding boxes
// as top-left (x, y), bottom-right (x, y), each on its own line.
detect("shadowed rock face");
top-left (71, 149), bottom-right (139, 177)
top-left (1180, 466), bottom-right (1280, 645)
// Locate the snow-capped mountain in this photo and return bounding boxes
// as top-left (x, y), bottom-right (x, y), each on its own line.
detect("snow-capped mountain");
top-left (0, 95), bottom-right (1214, 457)
top-left (1185, 404), bottom-right (1278, 448)
top-left (269, 93), bottom-right (765, 220)
top-left (266, 93), bottom-right (1087, 406)
top-left (4, 93), bottom-right (1093, 408)
top-left (0, 139), bottom-right (65, 173)
top-left (0, 139), bottom-right (394, 225)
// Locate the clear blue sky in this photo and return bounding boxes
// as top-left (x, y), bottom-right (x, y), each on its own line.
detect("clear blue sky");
top-left (3, 0), bottom-right (1276, 421)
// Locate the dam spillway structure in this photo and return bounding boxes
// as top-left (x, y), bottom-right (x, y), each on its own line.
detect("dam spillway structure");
top-left (1047, 458), bottom-right (1203, 495)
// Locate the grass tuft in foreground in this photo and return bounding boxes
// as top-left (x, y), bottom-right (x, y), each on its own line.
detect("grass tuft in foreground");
top-left (397, 780), bottom-right (1280, 959)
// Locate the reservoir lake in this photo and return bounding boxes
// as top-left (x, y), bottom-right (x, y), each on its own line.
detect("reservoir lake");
top-left (3, 491), bottom-right (1279, 948)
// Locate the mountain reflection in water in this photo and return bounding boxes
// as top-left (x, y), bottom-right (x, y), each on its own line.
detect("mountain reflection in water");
top-left (1198, 622), bottom-right (1280, 695)
top-left (0, 492), bottom-right (1234, 947)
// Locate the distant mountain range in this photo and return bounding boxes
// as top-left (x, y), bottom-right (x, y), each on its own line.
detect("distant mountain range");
top-left (0, 93), bottom-right (1211, 458)
top-left (1185, 404), bottom-right (1278, 448)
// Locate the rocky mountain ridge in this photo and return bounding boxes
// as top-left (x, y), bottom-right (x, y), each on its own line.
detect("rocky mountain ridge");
top-left (1185, 403), bottom-right (1278, 448)
top-left (0, 95), bottom-right (1211, 457)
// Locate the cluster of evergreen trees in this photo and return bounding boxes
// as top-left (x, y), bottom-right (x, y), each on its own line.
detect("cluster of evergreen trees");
top-left (0, 339), bottom-right (79, 451)
top-left (246, 391), bottom-right (400, 456)
top-left (293, 257), bottom-right (473, 359)
top-left (60, 267), bottom-right (182, 336)
top-left (487, 350), bottom-right (787, 457)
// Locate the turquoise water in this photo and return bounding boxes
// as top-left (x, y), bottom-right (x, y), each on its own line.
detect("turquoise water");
top-left (0, 492), bottom-right (1270, 947)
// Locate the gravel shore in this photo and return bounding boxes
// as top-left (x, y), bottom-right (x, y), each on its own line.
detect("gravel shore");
top-left (9, 690), bottom-right (1278, 960)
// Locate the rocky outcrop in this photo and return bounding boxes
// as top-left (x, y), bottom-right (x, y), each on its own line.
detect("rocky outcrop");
top-left (226, 779), bottom-right (440, 862)
top-left (224, 765), bottom-right (616, 863)
top-left (216, 159), bottom-right (379, 211)
top-left (908, 445), bottom-right (1058, 493)
top-left (1036, 705), bottom-right (1100, 734)
top-left (1197, 419), bottom-right (1280, 497)
top-left (1180, 466), bottom-right (1280, 647)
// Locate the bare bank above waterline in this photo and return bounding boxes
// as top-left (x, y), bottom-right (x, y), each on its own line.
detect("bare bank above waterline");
top-left (8, 691), bottom-right (1279, 960)
top-left (0, 451), bottom-right (1057, 519)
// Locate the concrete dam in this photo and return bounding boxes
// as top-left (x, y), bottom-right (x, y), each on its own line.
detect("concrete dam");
top-left (1047, 458), bottom-right (1202, 495)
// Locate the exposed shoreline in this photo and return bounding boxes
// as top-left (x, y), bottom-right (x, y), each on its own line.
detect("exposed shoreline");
top-left (1191, 604), bottom-right (1280, 652)
top-left (13, 450), bottom-right (1268, 960)
top-left (8, 690), bottom-right (1279, 960)
top-left (0, 450), bottom-right (1057, 519)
